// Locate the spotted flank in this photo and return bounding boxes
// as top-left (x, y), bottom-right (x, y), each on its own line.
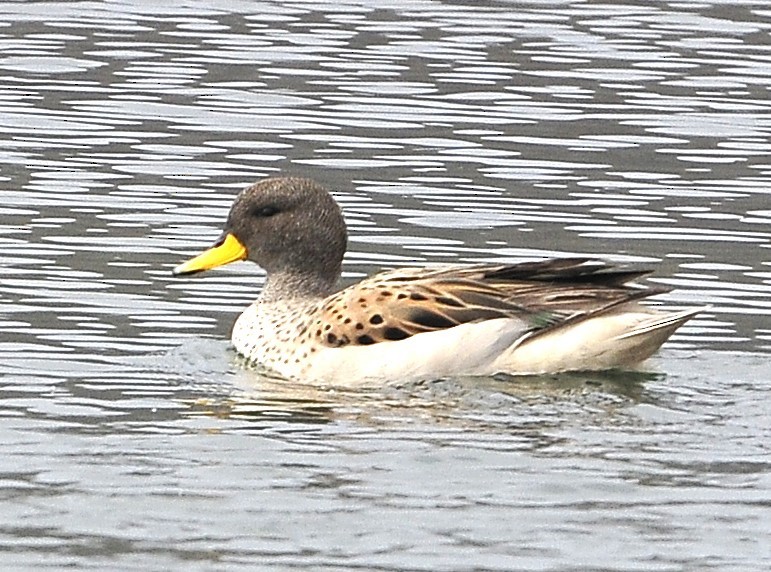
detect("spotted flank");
top-left (173, 177), bottom-right (700, 385)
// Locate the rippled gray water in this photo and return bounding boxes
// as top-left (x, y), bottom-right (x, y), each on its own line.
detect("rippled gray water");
top-left (1, 1), bottom-right (769, 570)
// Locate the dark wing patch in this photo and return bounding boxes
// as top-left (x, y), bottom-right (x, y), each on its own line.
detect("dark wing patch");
top-left (405, 308), bottom-right (459, 331)
top-left (383, 327), bottom-right (410, 341)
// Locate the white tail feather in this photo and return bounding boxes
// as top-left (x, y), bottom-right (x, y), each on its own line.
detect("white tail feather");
top-left (492, 307), bottom-right (701, 375)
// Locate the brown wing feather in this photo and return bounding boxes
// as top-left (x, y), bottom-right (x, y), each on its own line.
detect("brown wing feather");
top-left (312, 259), bottom-right (666, 348)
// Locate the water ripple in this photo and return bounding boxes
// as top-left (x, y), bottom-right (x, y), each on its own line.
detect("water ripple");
top-left (0, 2), bottom-right (770, 569)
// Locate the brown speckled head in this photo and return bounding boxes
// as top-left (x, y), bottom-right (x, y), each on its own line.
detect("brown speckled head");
top-left (226, 177), bottom-right (347, 293)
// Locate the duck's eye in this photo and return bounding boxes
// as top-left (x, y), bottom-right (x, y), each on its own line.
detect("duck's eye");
top-left (251, 205), bottom-right (280, 218)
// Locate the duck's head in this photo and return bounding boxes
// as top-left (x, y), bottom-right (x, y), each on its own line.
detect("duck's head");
top-left (173, 177), bottom-right (347, 290)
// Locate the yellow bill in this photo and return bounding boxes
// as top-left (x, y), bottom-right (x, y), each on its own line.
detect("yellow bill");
top-left (173, 233), bottom-right (247, 276)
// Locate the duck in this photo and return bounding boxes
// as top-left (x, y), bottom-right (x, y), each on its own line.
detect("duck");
top-left (172, 177), bottom-right (699, 385)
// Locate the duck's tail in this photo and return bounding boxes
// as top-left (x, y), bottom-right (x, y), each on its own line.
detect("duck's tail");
top-left (493, 306), bottom-right (702, 375)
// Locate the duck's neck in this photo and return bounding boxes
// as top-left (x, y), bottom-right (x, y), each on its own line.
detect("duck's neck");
top-left (259, 270), bottom-right (338, 304)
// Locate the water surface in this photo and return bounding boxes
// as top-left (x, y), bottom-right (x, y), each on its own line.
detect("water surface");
top-left (0, 1), bottom-right (769, 570)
